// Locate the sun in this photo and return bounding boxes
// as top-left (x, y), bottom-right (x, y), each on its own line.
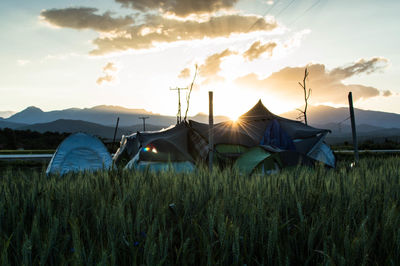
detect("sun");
top-left (230, 114), bottom-right (240, 122)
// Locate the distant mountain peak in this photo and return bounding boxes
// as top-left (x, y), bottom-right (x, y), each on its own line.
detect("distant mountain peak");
top-left (90, 105), bottom-right (154, 114)
top-left (192, 112), bottom-right (207, 117)
top-left (24, 106), bottom-right (43, 112)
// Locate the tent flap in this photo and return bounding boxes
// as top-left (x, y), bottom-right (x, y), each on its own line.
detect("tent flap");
top-left (261, 119), bottom-right (296, 150)
top-left (234, 147), bottom-right (271, 175)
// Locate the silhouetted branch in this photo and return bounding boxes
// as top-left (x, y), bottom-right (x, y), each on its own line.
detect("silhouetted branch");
top-left (297, 68), bottom-right (311, 125)
top-left (184, 65), bottom-right (198, 122)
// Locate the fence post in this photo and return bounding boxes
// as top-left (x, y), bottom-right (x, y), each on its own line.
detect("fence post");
top-left (348, 92), bottom-right (359, 164)
top-left (208, 91), bottom-right (214, 172)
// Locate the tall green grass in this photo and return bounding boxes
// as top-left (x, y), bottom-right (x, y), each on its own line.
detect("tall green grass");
top-left (1, 157), bottom-right (400, 265)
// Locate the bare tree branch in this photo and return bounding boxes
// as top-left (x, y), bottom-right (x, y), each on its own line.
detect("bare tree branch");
top-left (184, 64), bottom-right (198, 122)
top-left (297, 68), bottom-right (312, 125)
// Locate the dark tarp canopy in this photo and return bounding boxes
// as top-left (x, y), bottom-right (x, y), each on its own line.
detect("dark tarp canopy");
top-left (240, 100), bottom-right (330, 140)
top-left (189, 119), bottom-right (269, 147)
top-left (113, 122), bottom-right (194, 165)
top-left (190, 100), bottom-right (330, 154)
top-left (114, 99), bottom-right (335, 170)
top-left (190, 100), bottom-right (335, 167)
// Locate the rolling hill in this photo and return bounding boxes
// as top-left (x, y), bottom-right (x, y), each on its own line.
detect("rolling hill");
top-left (0, 120), bottom-right (27, 130)
top-left (16, 119), bottom-right (165, 139)
top-left (4, 105), bottom-right (230, 127)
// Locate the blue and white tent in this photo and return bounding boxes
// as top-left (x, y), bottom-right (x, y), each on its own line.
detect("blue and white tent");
top-left (46, 132), bottom-right (112, 175)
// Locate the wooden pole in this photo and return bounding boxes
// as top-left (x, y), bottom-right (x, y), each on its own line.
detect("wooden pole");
top-left (111, 117), bottom-right (119, 153)
top-left (208, 91), bottom-right (214, 172)
top-left (348, 92), bottom-right (359, 164)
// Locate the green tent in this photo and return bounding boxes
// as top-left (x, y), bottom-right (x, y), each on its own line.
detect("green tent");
top-left (234, 147), bottom-right (282, 175)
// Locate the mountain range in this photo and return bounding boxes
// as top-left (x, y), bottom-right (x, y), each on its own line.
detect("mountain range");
top-left (2, 105), bottom-right (229, 127)
top-left (280, 106), bottom-right (400, 144)
top-left (280, 105), bottom-right (400, 129)
top-left (17, 119), bottom-right (165, 140)
top-left (1, 104), bottom-right (400, 144)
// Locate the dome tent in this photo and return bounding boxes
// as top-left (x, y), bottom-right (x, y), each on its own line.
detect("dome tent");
top-left (46, 132), bottom-right (112, 175)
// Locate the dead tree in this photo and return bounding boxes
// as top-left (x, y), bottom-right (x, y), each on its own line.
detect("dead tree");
top-left (297, 68), bottom-right (311, 125)
top-left (184, 65), bottom-right (198, 122)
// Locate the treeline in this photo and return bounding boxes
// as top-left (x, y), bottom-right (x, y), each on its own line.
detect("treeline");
top-left (332, 138), bottom-right (400, 150)
top-left (0, 128), bottom-right (69, 150)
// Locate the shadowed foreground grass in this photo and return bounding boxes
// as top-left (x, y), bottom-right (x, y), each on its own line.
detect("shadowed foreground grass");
top-left (0, 157), bottom-right (400, 265)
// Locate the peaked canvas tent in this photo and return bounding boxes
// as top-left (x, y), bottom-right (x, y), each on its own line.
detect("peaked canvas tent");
top-left (190, 100), bottom-right (335, 170)
top-left (46, 132), bottom-right (112, 175)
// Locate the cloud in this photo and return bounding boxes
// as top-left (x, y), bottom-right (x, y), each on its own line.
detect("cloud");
top-left (40, 7), bottom-right (134, 32)
top-left (330, 57), bottom-right (389, 79)
top-left (96, 74), bottom-right (116, 85)
top-left (17, 59), bottom-right (30, 66)
top-left (199, 49), bottom-right (235, 84)
top-left (97, 62), bottom-right (118, 85)
top-left (243, 40), bottom-right (277, 61)
top-left (103, 62), bottom-right (118, 72)
top-left (178, 67), bottom-right (191, 79)
top-left (91, 14), bottom-right (277, 55)
top-left (382, 90), bottom-right (392, 97)
top-left (115, 0), bottom-right (238, 17)
top-left (40, 7), bottom-right (277, 55)
top-left (234, 58), bottom-right (391, 104)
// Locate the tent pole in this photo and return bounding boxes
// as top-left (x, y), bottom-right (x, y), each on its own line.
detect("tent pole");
top-left (208, 91), bottom-right (214, 172)
top-left (348, 92), bottom-right (359, 164)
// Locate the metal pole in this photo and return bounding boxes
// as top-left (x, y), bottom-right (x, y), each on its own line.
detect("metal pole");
top-left (139, 116), bottom-right (149, 132)
top-left (170, 87), bottom-right (188, 124)
top-left (348, 92), bottom-right (359, 163)
top-left (208, 91), bottom-right (214, 172)
top-left (111, 117), bottom-right (120, 153)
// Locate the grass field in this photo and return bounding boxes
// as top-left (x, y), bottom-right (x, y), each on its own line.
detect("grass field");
top-left (0, 150), bottom-right (55, 155)
top-left (0, 157), bottom-right (400, 265)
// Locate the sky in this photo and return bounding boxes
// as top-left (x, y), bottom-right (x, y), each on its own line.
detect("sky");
top-left (1, 0), bottom-right (399, 120)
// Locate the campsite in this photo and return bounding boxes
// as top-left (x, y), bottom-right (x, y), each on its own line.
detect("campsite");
top-left (2, 0), bottom-right (400, 264)
top-left (1, 98), bottom-right (400, 265)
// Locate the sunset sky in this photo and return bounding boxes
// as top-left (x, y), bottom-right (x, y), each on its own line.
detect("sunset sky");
top-left (1, 0), bottom-right (399, 119)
